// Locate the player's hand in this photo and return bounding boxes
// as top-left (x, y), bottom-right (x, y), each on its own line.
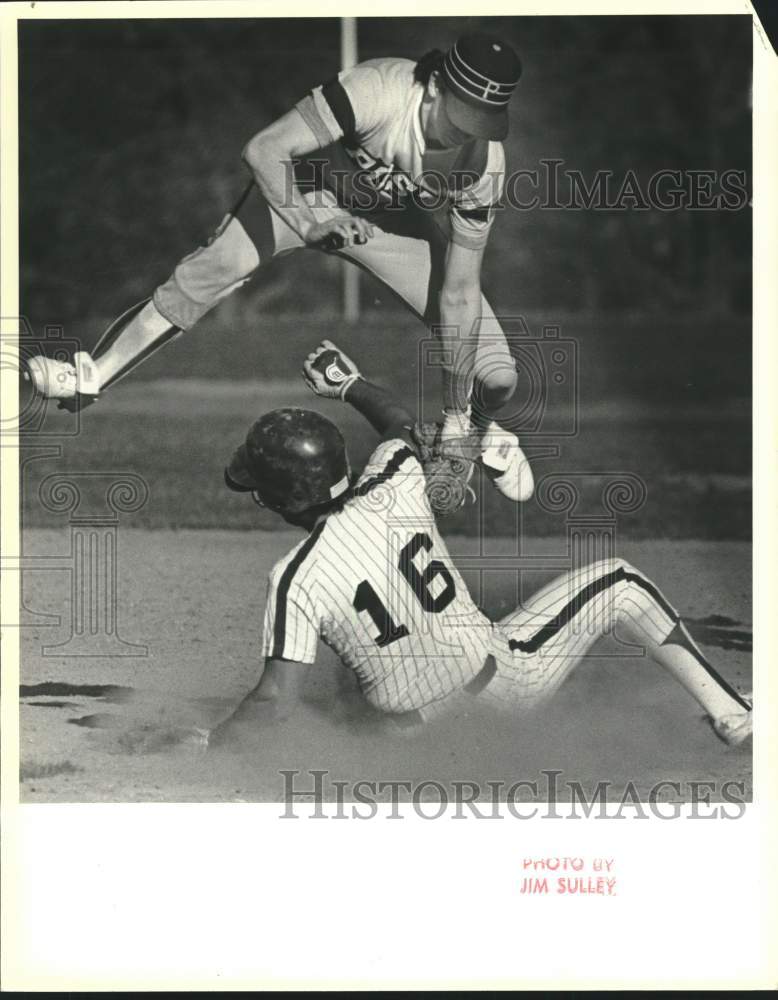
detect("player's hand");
top-left (302, 340), bottom-right (362, 400)
top-left (304, 216), bottom-right (374, 250)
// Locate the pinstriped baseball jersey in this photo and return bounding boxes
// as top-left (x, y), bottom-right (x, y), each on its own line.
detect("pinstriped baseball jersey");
top-left (260, 463), bottom-right (749, 723)
top-left (294, 58), bottom-right (505, 250)
top-left (261, 439), bottom-right (492, 713)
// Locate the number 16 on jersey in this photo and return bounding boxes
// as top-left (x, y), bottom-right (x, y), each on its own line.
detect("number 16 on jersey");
top-left (352, 531), bottom-right (456, 647)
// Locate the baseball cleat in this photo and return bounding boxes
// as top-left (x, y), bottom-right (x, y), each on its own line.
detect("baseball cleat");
top-left (26, 355), bottom-right (77, 399)
top-left (25, 351), bottom-right (100, 410)
top-left (479, 425), bottom-right (534, 502)
top-left (710, 693), bottom-right (753, 747)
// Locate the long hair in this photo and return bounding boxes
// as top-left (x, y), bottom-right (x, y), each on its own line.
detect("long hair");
top-left (413, 49), bottom-right (445, 87)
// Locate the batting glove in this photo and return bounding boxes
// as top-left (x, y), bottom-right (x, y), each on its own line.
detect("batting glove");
top-left (302, 340), bottom-right (362, 401)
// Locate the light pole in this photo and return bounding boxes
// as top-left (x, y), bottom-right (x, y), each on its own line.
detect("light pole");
top-left (340, 17), bottom-right (360, 323)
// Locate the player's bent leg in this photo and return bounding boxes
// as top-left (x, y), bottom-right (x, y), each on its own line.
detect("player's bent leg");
top-left (31, 184), bottom-right (346, 409)
top-left (483, 557), bottom-right (751, 742)
top-left (337, 228), bottom-right (533, 501)
top-left (470, 305), bottom-right (518, 412)
top-left (93, 212), bottom-right (260, 394)
top-left (468, 303), bottom-right (533, 502)
top-left (482, 557), bottom-right (637, 713)
top-left (153, 215), bottom-right (260, 332)
top-left (427, 284), bottom-right (532, 501)
top-left (26, 183), bottom-right (275, 407)
top-left (100, 184), bottom-right (305, 391)
top-left (88, 185), bottom-right (344, 394)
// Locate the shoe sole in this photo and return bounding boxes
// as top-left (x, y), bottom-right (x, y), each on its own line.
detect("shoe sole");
top-left (712, 711), bottom-right (753, 747)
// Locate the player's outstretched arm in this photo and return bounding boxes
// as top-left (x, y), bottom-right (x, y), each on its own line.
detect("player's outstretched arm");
top-left (242, 110), bottom-right (374, 249)
top-left (206, 657), bottom-right (307, 748)
top-left (438, 241), bottom-right (486, 420)
top-left (302, 340), bottom-right (414, 443)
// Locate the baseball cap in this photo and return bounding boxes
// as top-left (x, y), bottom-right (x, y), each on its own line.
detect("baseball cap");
top-left (441, 34), bottom-right (522, 141)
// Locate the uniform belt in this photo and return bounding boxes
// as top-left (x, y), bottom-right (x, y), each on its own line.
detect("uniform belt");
top-left (389, 654), bottom-right (497, 728)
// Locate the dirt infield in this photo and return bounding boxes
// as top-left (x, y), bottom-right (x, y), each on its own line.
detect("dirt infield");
top-left (19, 529), bottom-right (752, 803)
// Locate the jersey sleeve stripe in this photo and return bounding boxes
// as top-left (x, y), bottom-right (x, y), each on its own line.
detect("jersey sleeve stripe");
top-left (447, 228), bottom-right (492, 251)
top-left (452, 205), bottom-right (494, 222)
top-left (353, 446), bottom-right (415, 497)
top-left (271, 520), bottom-right (327, 660)
top-left (320, 76), bottom-right (357, 143)
top-left (294, 94), bottom-right (338, 148)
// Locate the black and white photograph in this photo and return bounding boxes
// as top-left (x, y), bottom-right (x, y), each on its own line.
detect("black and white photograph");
top-left (2, 1), bottom-right (776, 991)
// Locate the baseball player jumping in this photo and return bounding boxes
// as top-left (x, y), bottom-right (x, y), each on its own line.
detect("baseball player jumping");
top-left (205, 340), bottom-right (752, 748)
top-left (26, 32), bottom-right (534, 502)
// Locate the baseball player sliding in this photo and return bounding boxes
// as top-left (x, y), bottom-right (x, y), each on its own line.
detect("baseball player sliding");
top-left (26, 32), bottom-right (534, 502)
top-left (205, 340), bottom-right (752, 748)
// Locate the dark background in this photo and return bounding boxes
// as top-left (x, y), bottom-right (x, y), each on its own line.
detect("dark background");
top-left (18, 15), bottom-right (752, 538)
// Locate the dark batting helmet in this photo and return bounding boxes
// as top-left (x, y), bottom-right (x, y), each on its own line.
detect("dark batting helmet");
top-left (225, 408), bottom-right (351, 514)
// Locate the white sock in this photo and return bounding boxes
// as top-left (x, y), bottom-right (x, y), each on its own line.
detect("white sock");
top-left (440, 405), bottom-right (472, 442)
top-left (94, 301), bottom-right (174, 387)
top-left (653, 623), bottom-right (750, 721)
top-left (479, 419), bottom-right (503, 441)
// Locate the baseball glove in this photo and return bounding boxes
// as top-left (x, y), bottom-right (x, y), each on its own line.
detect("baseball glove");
top-left (410, 421), bottom-right (478, 517)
